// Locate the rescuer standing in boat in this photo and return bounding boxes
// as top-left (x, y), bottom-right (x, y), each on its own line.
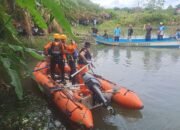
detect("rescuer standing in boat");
top-left (114, 25), bottom-right (121, 42)
top-left (157, 22), bottom-right (165, 40)
top-left (44, 33), bottom-right (66, 84)
top-left (65, 39), bottom-right (78, 85)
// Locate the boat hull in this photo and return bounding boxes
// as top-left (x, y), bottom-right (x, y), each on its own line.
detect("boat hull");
top-left (33, 61), bottom-right (144, 128)
top-left (33, 62), bottom-right (93, 128)
top-left (96, 36), bottom-right (180, 48)
top-left (95, 76), bottom-right (144, 109)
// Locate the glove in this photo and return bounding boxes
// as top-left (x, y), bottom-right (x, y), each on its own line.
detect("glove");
top-left (86, 60), bottom-right (92, 64)
top-left (86, 60), bottom-right (95, 68)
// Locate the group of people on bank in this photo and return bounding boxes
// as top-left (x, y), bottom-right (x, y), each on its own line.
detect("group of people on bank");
top-left (44, 33), bottom-right (92, 85)
top-left (101, 22), bottom-right (180, 41)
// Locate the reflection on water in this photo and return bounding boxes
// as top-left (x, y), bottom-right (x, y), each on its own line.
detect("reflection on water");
top-left (113, 47), bottom-right (120, 64)
top-left (91, 45), bottom-right (180, 130)
top-left (93, 46), bottom-right (180, 72)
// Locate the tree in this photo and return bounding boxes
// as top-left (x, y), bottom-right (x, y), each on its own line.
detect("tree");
top-left (176, 4), bottom-right (180, 9)
top-left (145, 0), bottom-right (165, 10)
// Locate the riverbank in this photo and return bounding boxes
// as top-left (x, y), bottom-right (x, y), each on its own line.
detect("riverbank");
top-left (0, 76), bottom-right (67, 130)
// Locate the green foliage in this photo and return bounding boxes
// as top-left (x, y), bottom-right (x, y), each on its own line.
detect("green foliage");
top-left (41, 0), bottom-right (73, 37)
top-left (0, 42), bottom-right (43, 100)
top-left (16, 0), bottom-right (47, 29)
top-left (0, 43), bottom-right (24, 100)
top-left (0, 5), bottom-right (20, 43)
top-left (60, 0), bottom-right (101, 21)
top-left (108, 6), bottom-right (179, 27)
top-left (25, 48), bottom-right (44, 60)
top-left (144, 0), bottom-right (165, 9)
top-left (176, 4), bottom-right (180, 8)
top-left (138, 12), bottom-right (169, 24)
top-left (0, 4), bottom-right (45, 100)
top-left (0, 7), bottom-right (24, 101)
top-left (0, 57), bottom-right (23, 100)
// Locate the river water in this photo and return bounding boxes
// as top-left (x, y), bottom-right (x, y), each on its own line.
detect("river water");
top-left (90, 46), bottom-right (180, 130)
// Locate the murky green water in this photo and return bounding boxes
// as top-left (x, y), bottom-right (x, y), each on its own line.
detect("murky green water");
top-left (91, 46), bottom-right (180, 130)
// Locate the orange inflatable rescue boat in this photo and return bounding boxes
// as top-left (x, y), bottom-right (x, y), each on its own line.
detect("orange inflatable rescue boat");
top-left (33, 61), bottom-right (143, 128)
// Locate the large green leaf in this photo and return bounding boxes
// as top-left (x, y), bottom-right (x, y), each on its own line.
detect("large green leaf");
top-left (8, 44), bottom-right (24, 51)
top-left (25, 48), bottom-right (44, 60)
top-left (0, 57), bottom-right (23, 100)
top-left (0, 5), bottom-right (21, 44)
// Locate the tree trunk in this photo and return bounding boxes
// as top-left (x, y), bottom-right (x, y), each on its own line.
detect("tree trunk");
top-left (5, 0), bottom-right (15, 13)
top-left (48, 19), bottom-right (63, 33)
top-left (22, 10), bottom-right (33, 38)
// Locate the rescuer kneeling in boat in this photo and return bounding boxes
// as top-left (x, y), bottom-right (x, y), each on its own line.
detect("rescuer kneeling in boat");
top-left (44, 33), bottom-right (66, 84)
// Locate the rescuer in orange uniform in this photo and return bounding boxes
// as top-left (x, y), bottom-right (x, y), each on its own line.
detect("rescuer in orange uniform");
top-left (66, 40), bottom-right (78, 85)
top-left (44, 33), bottom-right (66, 84)
top-left (60, 34), bottom-right (78, 85)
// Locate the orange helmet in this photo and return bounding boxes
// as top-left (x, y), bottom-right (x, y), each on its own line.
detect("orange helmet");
top-left (60, 34), bottom-right (67, 40)
top-left (53, 33), bottom-right (61, 39)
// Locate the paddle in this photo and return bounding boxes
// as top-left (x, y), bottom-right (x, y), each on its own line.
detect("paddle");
top-left (71, 63), bottom-right (89, 78)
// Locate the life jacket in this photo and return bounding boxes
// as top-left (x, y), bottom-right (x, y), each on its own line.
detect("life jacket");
top-left (49, 42), bottom-right (64, 59)
top-left (78, 48), bottom-right (91, 64)
top-left (65, 43), bottom-right (79, 60)
top-left (44, 42), bottom-right (52, 55)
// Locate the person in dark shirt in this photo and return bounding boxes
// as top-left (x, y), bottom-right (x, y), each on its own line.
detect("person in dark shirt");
top-left (91, 27), bottom-right (98, 35)
top-left (128, 24), bottom-right (133, 41)
top-left (144, 23), bottom-right (152, 41)
top-left (103, 30), bottom-right (108, 39)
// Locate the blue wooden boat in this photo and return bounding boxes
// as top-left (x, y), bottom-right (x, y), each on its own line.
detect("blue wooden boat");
top-left (95, 35), bottom-right (180, 48)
